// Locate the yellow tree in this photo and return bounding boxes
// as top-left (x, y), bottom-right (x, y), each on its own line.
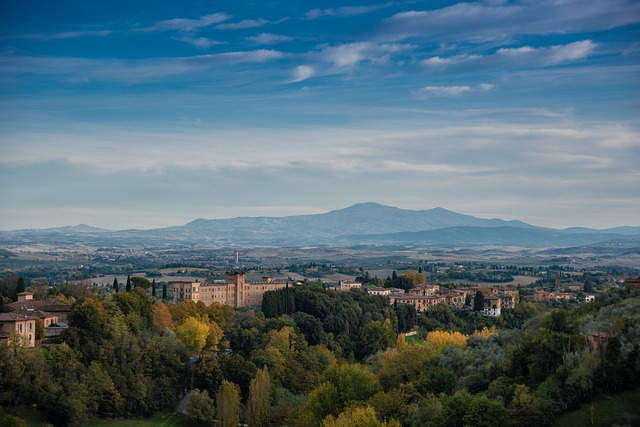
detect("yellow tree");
top-left (246, 366), bottom-right (272, 427)
top-left (425, 331), bottom-right (467, 353)
top-left (396, 334), bottom-right (407, 349)
top-left (205, 318), bottom-right (224, 351)
top-left (322, 405), bottom-right (401, 427)
top-left (152, 303), bottom-right (174, 332)
top-left (403, 271), bottom-right (426, 285)
top-left (176, 316), bottom-right (209, 355)
top-left (216, 380), bottom-right (241, 427)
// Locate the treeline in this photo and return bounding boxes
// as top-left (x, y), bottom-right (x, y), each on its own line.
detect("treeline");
top-left (262, 284), bottom-right (401, 360)
top-left (1, 282), bottom-right (639, 427)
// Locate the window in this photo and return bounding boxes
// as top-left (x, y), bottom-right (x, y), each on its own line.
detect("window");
top-left (19, 324), bottom-right (23, 333)
top-left (29, 322), bottom-right (33, 332)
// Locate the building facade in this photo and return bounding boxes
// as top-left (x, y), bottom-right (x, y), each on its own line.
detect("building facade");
top-left (482, 296), bottom-right (502, 317)
top-left (0, 312), bottom-right (38, 347)
top-left (172, 272), bottom-right (289, 308)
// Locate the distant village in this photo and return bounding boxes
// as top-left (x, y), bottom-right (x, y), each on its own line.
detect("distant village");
top-left (3, 265), bottom-right (637, 349)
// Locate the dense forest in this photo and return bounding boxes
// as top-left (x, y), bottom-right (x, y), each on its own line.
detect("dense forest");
top-left (1, 282), bottom-right (639, 426)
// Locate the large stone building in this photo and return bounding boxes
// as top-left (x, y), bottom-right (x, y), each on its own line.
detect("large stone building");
top-left (172, 272), bottom-right (289, 308)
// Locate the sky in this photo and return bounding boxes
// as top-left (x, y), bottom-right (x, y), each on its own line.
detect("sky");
top-left (1, 0), bottom-right (639, 231)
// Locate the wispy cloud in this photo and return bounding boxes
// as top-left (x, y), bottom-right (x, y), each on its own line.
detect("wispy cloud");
top-left (0, 50), bottom-right (284, 83)
top-left (246, 33), bottom-right (293, 45)
top-left (177, 36), bottom-right (225, 49)
top-left (377, 0), bottom-right (640, 42)
top-left (4, 30), bottom-right (112, 41)
top-left (150, 13), bottom-right (231, 32)
top-left (497, 40), bottom-right (596, 66)
top-left (413, 83), bottom-right (494, 99)
top-left (216, 19), bottom-right (268, 30)
top-left (287, 41), bottom-right (413, 82)
top-left (305, 3), bottom-right (394, 20)
top-left (291, 65), bottom-right (315, 82)
top-left (422, 40), bottom-right (597, 70)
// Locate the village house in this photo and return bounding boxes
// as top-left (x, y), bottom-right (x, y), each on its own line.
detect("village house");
top-left (0, 311), bottom-right (38, 347)
top-left (366, 287), bottom-right (391, 296)
top-left (391, 295), bottom-right (446, 313)
top-left (385, 282), bottom-right (518, 316)
top-left (482, 296), bottom-right (502, 317)
top-left (172, 271), bottom-right (289, 308)
top-left (533, 289), bottom-right (577, 302)
top-left (338, 280), bottom-right (362, 291)
top-left (4, 292), bottom-right (72, 341)
top-left (407, 283), bottom-right (440, 296)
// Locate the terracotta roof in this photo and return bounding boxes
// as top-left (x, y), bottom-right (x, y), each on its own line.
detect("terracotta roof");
top-left (0, 312), bottom-right (38, 321)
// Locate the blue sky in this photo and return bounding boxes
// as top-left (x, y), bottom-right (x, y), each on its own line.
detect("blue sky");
top-left (1, 0), bottom-right (639, 230)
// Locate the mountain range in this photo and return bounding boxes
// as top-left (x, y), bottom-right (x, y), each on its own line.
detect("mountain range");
top-left (1, 202), bottom-right (639, 248)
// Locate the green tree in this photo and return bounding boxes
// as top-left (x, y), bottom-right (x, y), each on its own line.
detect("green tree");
top-left (305, 382), bottom-right (340, 427)
top-left (112, 277), bottom-right (119, 293)
top-left (186, 389), bottom-right (214, 423)
top-left (151, 279), bottom-right (156, 297)
top-left (316, 363), bottom-right (382, 418)
top-left (131, 276), bottom-right (151, 289)
top-left (162, 283), bottom-right (167, 300)
top-left (358, 319), bottom-right (396, 359)
top-left (0, 414), bottom-right (27, 427)
top-left (176, 317), bottom-right (209, 355)
top-left (462, 396), bottom-right (508, 427)
top-left (246, 366), bottom-right (272, 427)
top-left (193, 355), bottom-right (224, 400)
top-left (216, 380), bottom-right (241, 427)
top-left (16, 276), bottom-right (25, 295)
top-left (81, 361), bottom-right (121, 417)
top-left (473, 291), bottom-right (484, 312)
top-left (437, 390), bottom-right (472, 427)
top-left (126, 275), bottom-right (132, 292)
top-left (368, 388), bottom-right (409, 424)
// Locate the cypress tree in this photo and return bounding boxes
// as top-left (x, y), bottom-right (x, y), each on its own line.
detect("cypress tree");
top-left (16, 277), bottom-right (26, 294)
top-left (151, 279), bottom-right (156, 297)
top-left (126, 275), bottom-right (131, 292)
top-left (113, 277), bottom-right (119, 293)
top-left (162, 284), bottom-right (167, 300)
top-left (473, 291), bottom-right (485, 312)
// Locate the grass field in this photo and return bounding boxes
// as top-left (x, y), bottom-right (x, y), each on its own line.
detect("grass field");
top-left (405, 334), bottom-right (425, 345)
top-left (4, 408), bottom-right (193, 427)
top-left (83, 412), bottom-right (193, 427)
top-left (554, 388), bottom-right (640, 427)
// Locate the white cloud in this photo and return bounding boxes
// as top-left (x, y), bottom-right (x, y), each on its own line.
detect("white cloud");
top-left (151, 13), bottom-right (231, 32)
top-left (3, 119), bottom-right (639, 229)
top-left (0, 50), bottom-right (284, 83)
top-left (216, 19), bottom-right (268, 30)
top-left (377, 0), bottom-right (640, 42)
top-left (321, 42), bottom-right (371, 68)
top-left (178, 36), bottom-right (224, 49)
top-left (246, 33), bottom-right (293, 45)
top-left (413, 83), bottom-right (494, 99)
top-left (498, 40), bottom-right (596, 65)
top-left (422, 54), bottom-right (482, 67)
top-left (291, 65), bottom-right (315, 82)
top-left (305, 3), bottom-right (393, 20)
top-left (422, 40), bottom-right (596, 70)
top-left (313, 41), bottom-right (413, 70)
